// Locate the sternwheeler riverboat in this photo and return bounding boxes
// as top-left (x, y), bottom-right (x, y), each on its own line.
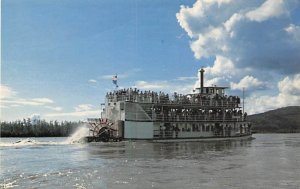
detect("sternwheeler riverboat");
top-left (85, 68), bottom-right (252, 142)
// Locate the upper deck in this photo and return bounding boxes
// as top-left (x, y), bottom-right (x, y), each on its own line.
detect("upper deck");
top-left (105, 68), bottom-right (240, 108)
top-left (105, 88), bottom-right (241, 109)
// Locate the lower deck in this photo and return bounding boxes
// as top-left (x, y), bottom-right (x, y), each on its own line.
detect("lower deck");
top-left (123, 121), bottom-right (251, 140)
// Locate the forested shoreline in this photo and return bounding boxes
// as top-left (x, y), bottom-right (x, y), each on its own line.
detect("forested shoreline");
top-left (0, 119), bottom-right (82, 137)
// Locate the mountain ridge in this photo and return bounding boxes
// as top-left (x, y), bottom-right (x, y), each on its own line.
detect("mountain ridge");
top-left (248, 106), bottom-right (300, 133)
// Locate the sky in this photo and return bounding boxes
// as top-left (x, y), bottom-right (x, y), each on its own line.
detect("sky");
top-left (1, 0), bottom-right (300, 121)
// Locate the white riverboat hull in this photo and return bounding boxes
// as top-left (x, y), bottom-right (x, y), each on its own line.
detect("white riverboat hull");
top-left (151, 134), bottom-right (253, 142)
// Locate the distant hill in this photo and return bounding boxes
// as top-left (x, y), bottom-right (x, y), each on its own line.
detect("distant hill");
top-left (248, 106), bottom-right (300, 133)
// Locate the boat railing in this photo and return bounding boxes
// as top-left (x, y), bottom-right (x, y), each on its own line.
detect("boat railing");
top-left (107, 95), bottom-right (238, 108)
top-left (125, 112), bottom-right (244, 122)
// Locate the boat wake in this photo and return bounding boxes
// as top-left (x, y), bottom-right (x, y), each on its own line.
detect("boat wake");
top-left (0, 138), bottom-right (38, 147)
top-left (0, 180), bottom-right (18, 189)
top-left (0, 126), bottom-right (89, 147)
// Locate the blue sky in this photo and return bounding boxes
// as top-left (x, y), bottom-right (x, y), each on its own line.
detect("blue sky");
top-left (2, 0), bottom-right (300, 121)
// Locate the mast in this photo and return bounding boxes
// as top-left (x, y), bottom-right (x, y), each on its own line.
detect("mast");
top-left (242, 87), bottom-right (245, 114)
top-left (199, 68), bottom-right (205, 94)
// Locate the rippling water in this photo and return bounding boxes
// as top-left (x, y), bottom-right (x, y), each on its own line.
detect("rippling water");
top-left (1, 134), bottom-right (300, 189)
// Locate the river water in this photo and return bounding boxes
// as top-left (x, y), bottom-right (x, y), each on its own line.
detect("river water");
top-left (1, 133), bottom-right (300, 189)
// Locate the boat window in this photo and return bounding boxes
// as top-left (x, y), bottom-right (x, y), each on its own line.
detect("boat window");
top-left (120, 102), bottom-right (124, 110)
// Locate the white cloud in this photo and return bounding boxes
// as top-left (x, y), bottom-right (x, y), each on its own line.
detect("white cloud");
top-left (0, 84), bottom-right (63, 120)
top-left (246, 74), bottom-right (300, 114)
top-left (133, 81), bottom-right (169, 90)
top-left (44, 104), bottom-right (101, 120)
top-left (31, 98), bottom-right (54, 104)
top-left (224, 13), bottom-right (244, 32)
top-left (245, 0), bottom-right (287, 22)
top-left (176, 1), bottom-right (205, 38)
top-left (173, 84), bottom-right (195, 94)
top-left (191, 27), bottom-right (227, 59)
top-left (1, 98), bottom-right (54, 106)
top-left (205, 55), bottom-right (235, 76)
top-left (285, 24), bottom-right (300, 41)
top-left (278, 73), bottom-right (300, 96)
top-left (75, 104), bottom-right (94, 112)
top-left (0, 104), bottom-right (9, 109)
top-left (1, 85), bottom-right (55, 107)
top-left (132, 79), bottom-right (195, 94)
top-left (88, 79), bottom-right (97, 83)
top-left (230, 75), bottom-right (266, 91)
top-left (203, 0), bottom-right (232, 6)
top-left (176, 33), bottom-right (185, 39)
top-left (45, 110), bottom-right (101, 119)
top-left (45, 106), bottom-right (63, 111)
top-left (177, 0), bottom-right (300, 74)
top-left (10, 104), bottom-right (21, 108)
top-left (0, 85), bottom-right (16, 99)
top-left (176, 0), bottom-right (233, 38)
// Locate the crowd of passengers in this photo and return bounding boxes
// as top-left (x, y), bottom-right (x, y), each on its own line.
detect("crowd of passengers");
top-left (152, 108), bottom-right (246, 121)
top-left (106, 88), bottom-right (241, 106)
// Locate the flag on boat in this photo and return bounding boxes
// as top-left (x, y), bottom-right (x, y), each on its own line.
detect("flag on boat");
top-left (112, 75), bottom-right (118, 87)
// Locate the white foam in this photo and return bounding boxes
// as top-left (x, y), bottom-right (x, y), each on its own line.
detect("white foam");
top-left (14, 138), bottom-right (36, 144)
top-left (0, 126), bottom-right (90, 147)
top-left (0, 138), bottom-right (38, 147)
top-left (64, 126), bottom-right (89, 144)
top-left (0, 180), bottom-right (18, 188)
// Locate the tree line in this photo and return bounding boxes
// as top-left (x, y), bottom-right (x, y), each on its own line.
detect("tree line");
top-left (0, 119), bottom-right (82, 137)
